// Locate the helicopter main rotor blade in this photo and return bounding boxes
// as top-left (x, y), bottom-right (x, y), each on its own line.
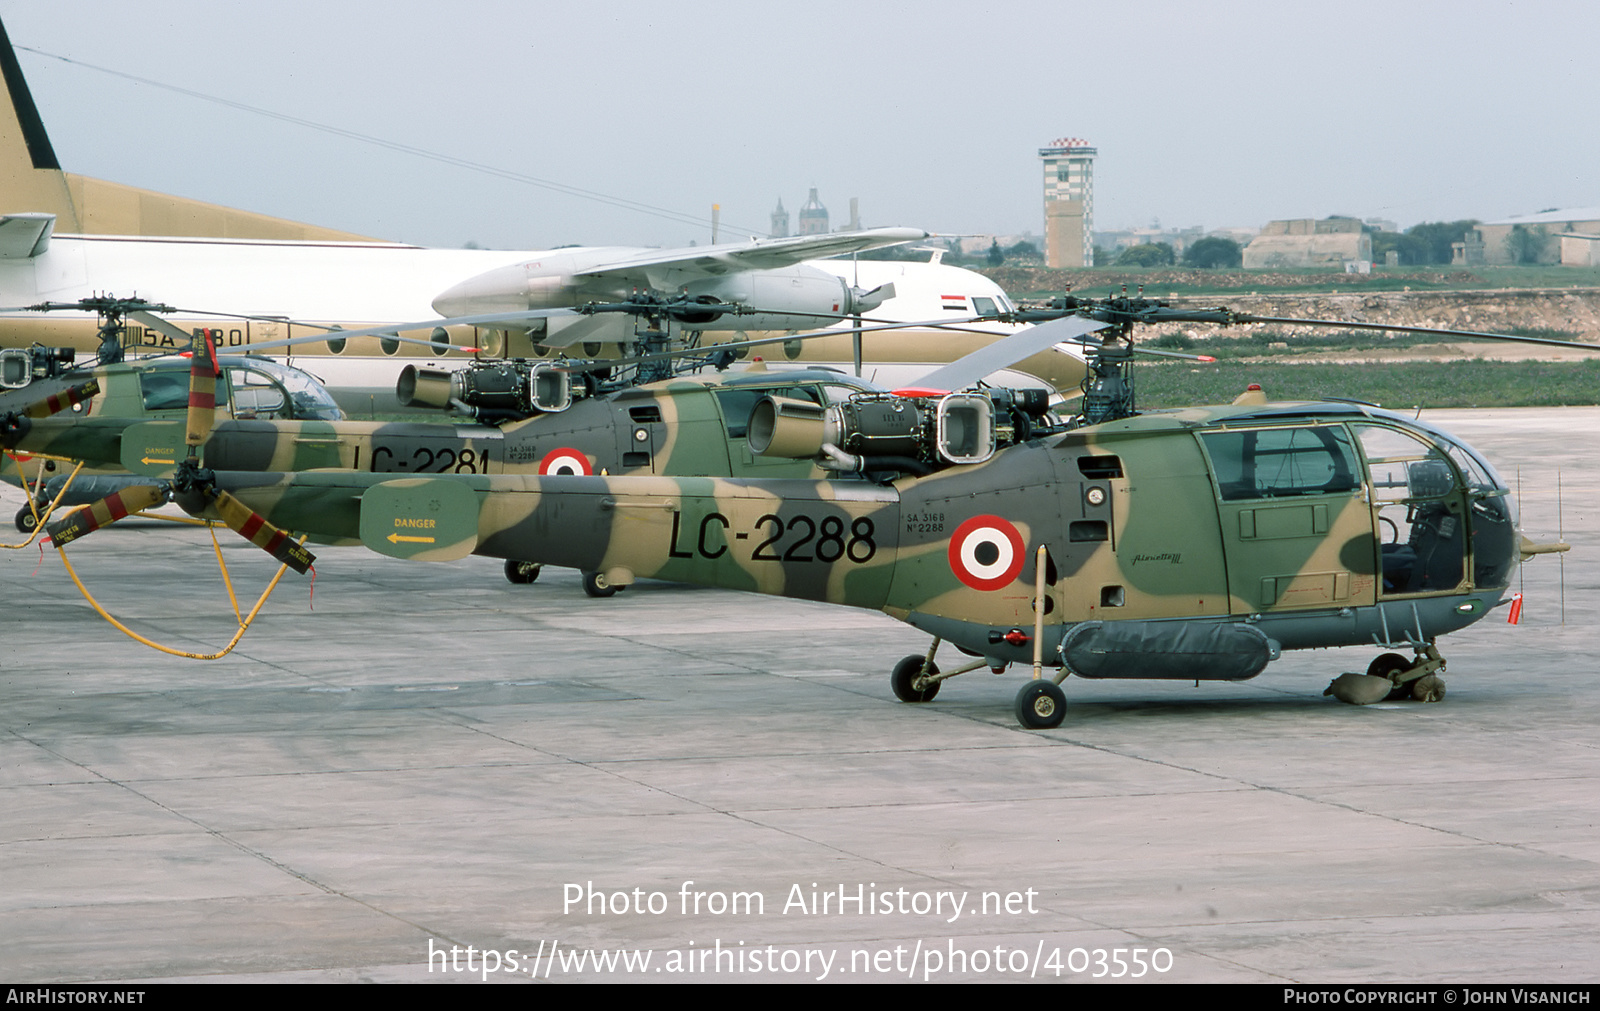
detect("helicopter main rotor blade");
top-left (1219, 314), bottom-right (1600, 352)
top-left (912, 316), bottom-right (1112, 391)
top-left (45, 484), bottom-right (168, 547)
top-left (127, 310), bottom-right (196, 347)
top-left (207, 489), bottom-right (315, 574)
top-left (548, 315), bottom-right (1038, 375)
top-left (19, 379), bottom-right (99, 419)
top-left (1, 379), bottom-right (100, 450)
top-left (185, 329), bottom-right (219, 451)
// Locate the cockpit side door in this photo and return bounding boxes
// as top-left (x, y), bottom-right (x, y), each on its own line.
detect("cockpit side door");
top-left (1352, 424), bottom-right (1471, 598)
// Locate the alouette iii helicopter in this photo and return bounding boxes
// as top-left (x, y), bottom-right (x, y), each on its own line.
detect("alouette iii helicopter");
top-left (0, 301), bottom-right (346, 534)
top-left (32, 295), bottom-right (1577, 728)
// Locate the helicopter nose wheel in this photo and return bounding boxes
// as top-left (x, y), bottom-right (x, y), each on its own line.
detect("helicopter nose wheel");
top-left (504, 560), bottom-right (541, 584)
top-left (1014, 680), bottom-right (1066, 729)
top-left (581, 570), bottom-right (621, 598)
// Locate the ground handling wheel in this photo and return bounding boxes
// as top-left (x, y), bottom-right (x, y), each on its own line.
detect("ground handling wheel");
top-left (15, 504), bottom-right (40, 534)
top-left (504, 560), bottom-right (541, 584)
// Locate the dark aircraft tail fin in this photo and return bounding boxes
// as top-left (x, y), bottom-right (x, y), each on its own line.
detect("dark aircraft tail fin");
top-left (0, 16), bottom-right (81, 229)
top-left (0, 15), bottom-right (374, 241)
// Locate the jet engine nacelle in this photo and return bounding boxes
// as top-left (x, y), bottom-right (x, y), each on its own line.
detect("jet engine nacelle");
top-left (431, 249), bottom-right (643, 317)
top-left (678, 265), bottom-right (864, 331)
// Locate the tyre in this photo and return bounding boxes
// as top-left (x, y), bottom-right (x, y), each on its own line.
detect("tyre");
top-left (1015, 680), bottom-right (1066, 729)
top-left (504, 560), bottom-right (541, 584)
top-left (890, 655), bottom-right (940, 702)
top-left (582, 570), bottom-right (619, 598)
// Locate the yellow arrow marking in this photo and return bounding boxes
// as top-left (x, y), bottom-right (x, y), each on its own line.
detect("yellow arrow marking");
top-left (388, 533), bottom-right (436, 544)
top-left (141, 456), bottom-right (176, 466)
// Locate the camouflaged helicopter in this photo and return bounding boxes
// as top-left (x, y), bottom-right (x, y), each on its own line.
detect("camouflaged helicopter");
top-left (33, 297), bottom-right (1578, 728)
top-left (0, 327), bottom-right (343, 533)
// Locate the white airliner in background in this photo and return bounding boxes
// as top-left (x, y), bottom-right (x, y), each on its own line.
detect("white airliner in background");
top-left (0, 18), bottom-right (1082, 412)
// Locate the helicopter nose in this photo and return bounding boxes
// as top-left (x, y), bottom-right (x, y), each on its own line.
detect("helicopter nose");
top-left (432, 264), bottom-right (529, 318)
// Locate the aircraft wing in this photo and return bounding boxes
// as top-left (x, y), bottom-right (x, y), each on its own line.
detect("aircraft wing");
top-left (0, 213), bottom-right (54, 259)
top-left (570, 227), bottom-right (928, 281)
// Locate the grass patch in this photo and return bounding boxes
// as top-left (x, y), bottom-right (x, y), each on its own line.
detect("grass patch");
top-left (985, 265), bottom-right (1600, 299)
top-left (1134, 358), bottom-right (1600, 410)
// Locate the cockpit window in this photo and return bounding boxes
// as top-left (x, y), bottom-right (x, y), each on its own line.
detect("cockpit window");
top-left (971, 296), bottom-right (998, 316)
top-left (230, 360), bottom-right (344, 421)
top-left (1354, 425), bottom-right (1457, 503)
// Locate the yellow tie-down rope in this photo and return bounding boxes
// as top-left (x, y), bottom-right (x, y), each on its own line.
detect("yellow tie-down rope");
top-left (2, 454), bottom-right (85, 549)
top-left (54, 530), bottom-right (312, 660)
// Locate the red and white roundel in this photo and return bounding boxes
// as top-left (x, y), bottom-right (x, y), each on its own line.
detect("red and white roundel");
top-left (948, 515), bottom-right (1025, 591)
top-left (538, 448), bottom-right (592, 476)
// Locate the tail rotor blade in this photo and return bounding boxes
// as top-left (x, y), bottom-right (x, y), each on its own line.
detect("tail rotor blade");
top-left (45, 484), bottom-right (167, 547)
top-left (210, 489), bottom-right (315, 574)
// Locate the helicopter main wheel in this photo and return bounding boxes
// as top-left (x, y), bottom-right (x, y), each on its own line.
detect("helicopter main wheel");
top-left (504, 560), bottom-right (541, 584)
top-left (15, 504), bottom-right (41, 534)
top-left (1367, 652), bottom-right (1415, 700)
top-left (581, 570), bottom-right (620, 598)
top-left (1015, 680), bottom-right (1066, 729)
top-left (891, 655), bottom-right (940, 703)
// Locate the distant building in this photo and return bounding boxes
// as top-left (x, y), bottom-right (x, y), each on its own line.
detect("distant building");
top-left (1467, 207), bottom-right (1600, 265)
top-left (1039, 137), bottom-right (1096, 268)
top-left (798, 188), bottom-right (829, 235)
top-left (770, 198), bottom-right (789, 238)
top-left (1243, 218), bottom-right (1372, 269)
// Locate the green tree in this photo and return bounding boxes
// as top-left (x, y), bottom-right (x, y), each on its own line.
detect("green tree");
top-left (1114, 243), bottom-right (1176, 267)
top-left (1004, 239), bottom-right (1040, 263)
top-left (1181, 236), bottom-right (1242, 268)
top-left (1403, 220), bottom-right (1480, 264)
top-left (1369, 231), bottom-right (1430, 265)
top-left (1505, 224), bottom-right (1548, 264)
top-left (986, 240), bottom-right (1004, 267)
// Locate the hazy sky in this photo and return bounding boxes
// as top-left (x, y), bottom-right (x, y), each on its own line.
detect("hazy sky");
top-left (7, 1), bottom-right (1598, 250)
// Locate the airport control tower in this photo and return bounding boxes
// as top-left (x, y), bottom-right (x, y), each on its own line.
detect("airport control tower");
top-left (1039, 137), bottom-right (1096, 268)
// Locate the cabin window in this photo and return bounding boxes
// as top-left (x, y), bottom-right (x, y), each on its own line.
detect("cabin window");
top-left (138, 370), bottom-right (200, 412)
top-left (1202, 426), bottom-right (1358, 501)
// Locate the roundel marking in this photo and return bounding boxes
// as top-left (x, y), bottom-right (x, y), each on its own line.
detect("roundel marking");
top-left (948, 514), bottom-right (1026, 591)
top-left (539, 448), bottom-right (592, 476)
